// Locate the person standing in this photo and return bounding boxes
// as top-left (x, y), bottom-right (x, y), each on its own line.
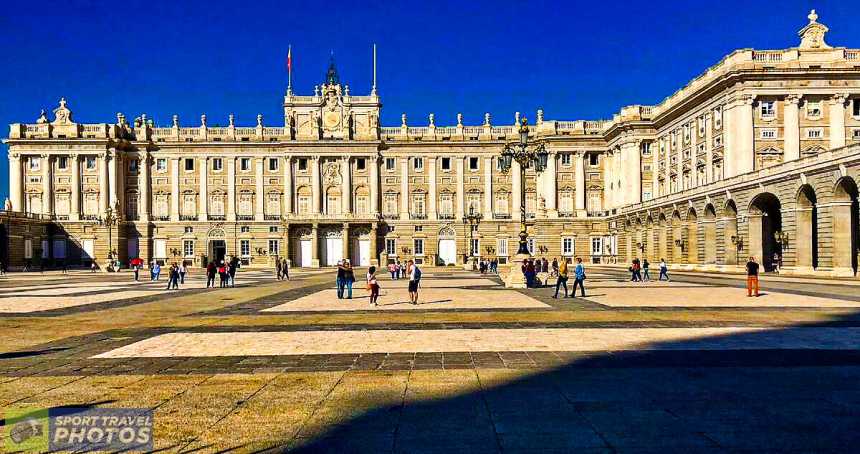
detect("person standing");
top-left (178, 262), bottom-right (187, 284)
top-left (746, 256), bottom-right (760, 297)
top-left (387, 262), bottom-right (396, 279)
top-left (553, 258), bottom-right (569, 298)
top-left (152, 262), bottom-right (161, 281)
top-left (206, 261), bottom-right (216, 288)
top-left (395, 260), bottom-right (402, 279)
top-left (407, 260), bottom-right (421, 305)
top-left (642, 259), bottom-right (651, 282)
top-left (132, 263), bottom-right (139, 282)
top-left (572, 257), bottom-right (586, 297)
top-left (658, 258), bottom-right (670, 281)
top-left (631, 258), bottom-right (641, 282)
top-left (343, 260), bottom-right (355, 299)
top-left (229, 256), bottom-right (239, 287)
top-left (773, 252), bottom-right (781, 274)
top-left (166, 263), bottom-right (179, 290)
top-left (275, 258), bottom-right (283, 281)
top-left (336, 260), bottom-right (346, 299)
top-left (282, 257), bottom-right (290, 281)
top-left (218, 261), bottom-right (228, 288)
top-left (367, 265), bottom-right (380, 307)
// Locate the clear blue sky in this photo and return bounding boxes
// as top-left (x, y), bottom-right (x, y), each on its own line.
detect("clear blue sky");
top-left (1, 0), bottom-right (855, 201)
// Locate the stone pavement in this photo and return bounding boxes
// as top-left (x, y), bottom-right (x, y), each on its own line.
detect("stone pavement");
top-left (1, 265), bottom-right (860, 452)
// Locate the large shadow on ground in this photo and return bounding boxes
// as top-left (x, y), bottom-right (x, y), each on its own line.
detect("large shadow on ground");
top-left (289, 317), bottom-right (860, 453)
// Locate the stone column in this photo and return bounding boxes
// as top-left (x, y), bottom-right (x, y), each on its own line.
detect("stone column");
top-left (483, 156), bottom-right (493, 219)
top-left (283, 156), bottom-right (292, 215)
top-left (512, 159), bottom-right (522, 215)
top-left (281, 223), bottom-right (291, 265)
top-left (399, 157), bottom-right (409, 217)
top-left (170, 157), bottom-right (180, 221)
top-left (704, 114), bottom-right (714, 183)
top-left (8, 153), bottom-right (23, 212)
top-left (341, 157), bottom-right (351, 214)
top-left (255, 157), bottom-right (264, 220)
top-left (689, 124), bottom-right (698, 189)
top-left (70, 154), bottom-right (81, 220)
top-left (663, 137), bottom-right (672, 194)
top-left (100, 152), bottom-right (110, 215)
top-left (794, 206), bottom-right (814, 272)
top-left (342, 223), bottom-right (350, 263)
top-left (199, 156), bottom-right (208, 221)
top-left (650, 145), bottom-right (659, 200)
top-left (575, 152), bottom-right (586, 215)
top-left (544, 153), bottom-right (556, 216)
top-left (311, 157), bottom-right (321, 214)
top-left (724, 95), bottom-right (755, 177)
top-left (829, 93), bottom-right (847, 149)
top-left (456, 156), bottom-right (465, 218)
top-left (675, 131), bottom-right (683, 190)
top-left (622, 140), bottom-right (641, 205)
top-left (139, 152), bottom-right (150, 221)
top-left (227, 157), bottom-right (236, 221)
top-left (784, 95), bottom-right (801, 162)
top-left (42, 155), bottom-right (53, 216)
top-left (369, 155), bottom-right (379, 215)
top-left (428, 156), bottom-right (438, 219)
top-left (108, 150), bottom-right (119, 210)
top-left (310, 223), bottom-right (320, 268)
top-left (370, 223), bottom-right (379, 266)
top-left (829, 201), bottom-right (856, 276)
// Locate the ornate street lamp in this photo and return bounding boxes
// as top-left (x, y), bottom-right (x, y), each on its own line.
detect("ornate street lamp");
top-left (498, 118), bottom-right (548, 256)
top-left (463, 205), bottom-right (482, 270)
top-left (99, 206), bottom-right (119, 271)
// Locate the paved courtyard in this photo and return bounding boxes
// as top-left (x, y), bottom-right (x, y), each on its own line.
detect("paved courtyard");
top-left (1, 265), bottom-right (860, 452)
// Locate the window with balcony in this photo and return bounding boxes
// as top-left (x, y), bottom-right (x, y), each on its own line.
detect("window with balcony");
top-left (439, 193), bottom-right (454, 218)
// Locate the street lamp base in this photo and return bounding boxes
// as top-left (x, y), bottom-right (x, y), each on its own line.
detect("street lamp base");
top-left (464, 256), bottom-right (478, 271)
top-left (504, 253), bottom-right (531, 289)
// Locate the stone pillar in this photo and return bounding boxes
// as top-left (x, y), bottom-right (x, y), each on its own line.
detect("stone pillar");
top-left (199, 156), bottom-right (208, 221)
top-left (483, 156), bottom-right (493, 219)
top-left (139, 152), bottom-right (150, 221)
top-left (108, 151), bottom-right (119, 212)
top-left (281, 223), bottom-right (291, 265)
top-left (310, 223), bottom-right (320, 268)
top-left (255, 157), bottom-right (264, 220)
top-left (311, 157), bottom-right (321, 214)
top-left (704, 114), bottom-right (714, 183)
top-left (784, 95), bottom-right (801, 162)
top-left (663, 137), bottom-right (672, 194)
top-left (747, 213), bottom-right (763, 265)
top-left (283, 156), bottom-right (292, 215)
top-left (725, 95), bottom-right (755, 177)
top-left (575, 152), bottom-right (586, 215)
top-left (342, 223), bottom-right (350, 263)
top-left (621, 140), bottom-right (641, 205)
top-left (170, 157), bottom-right (179, 221)
top-left (428, 156), bottom-right (438, 219)
top-left (544, 153), bottom-right (556, 216)
top-left (674, 130), bottom-right (683, 191)
top-left (8, 153), bottom-right (23, 212)
top-left (400, 157), bottom-right (409, 218)
top-left (689, 124), bottom-right (698, 189)
top-left (794, 206), bottom-right (814, 272)
top-left (227, 157), bottom-right (236, 222)
top-left (369, 155), bottom-right (379, 215)
top-left (100, 152), bottom-right (110, 215)
top-left (42, 155), bottom-right (53, 216)
top-left (456, 156), bottom-right (465, 218)
top-left (70, 154), bottom-right (81, 220)
top-left (512, 159), bottom-right (522, 215)
top-left (341, 157), bottom-right (351, 214)
top-left (829, 201), bottom-right (856, 276)
top-left (370, 223), bottom-right (379, 266)
top-left (829, 93), bottom-right (847, 149)
top-left (650, 146), bottom-right (659, 200)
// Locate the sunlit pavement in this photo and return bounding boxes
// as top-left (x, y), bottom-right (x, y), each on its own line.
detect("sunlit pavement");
top-left (1, 266), bottom-right (860, 452)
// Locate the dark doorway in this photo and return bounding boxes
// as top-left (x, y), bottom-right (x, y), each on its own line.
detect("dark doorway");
top-left (751, 193), bottom-right (782, 272)
top-left (210, 240), bottom-right (227, 264)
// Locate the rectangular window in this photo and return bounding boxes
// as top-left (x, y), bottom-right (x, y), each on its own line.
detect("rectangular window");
top-left (127, 159), bottom-right (138, 173)
top-left (414, 225), bottom-right (423, 232)
top-left (806, 101), bottom-right (822, 118)
top-left (413, 157), bottom-right (424, 171)
top-left (183, 240), bottom-right (194, 257)
top-left (240, 225), bottom-right (250, 233)
top-left (853, 129), bottom-right (860, 140)
top-left (184, 158), bottom-right (194, 171)
top-left (560, 154), bottom-right (571, 166)
top-left (298, 158), bottom-right (308, 171)
top-left (356, 158), bottom-right (366, 170)
top-left (386, 238), bottom-right (396, 255)
top-left (184, 226), bottom-right (193, 233)
top-left (760, 101), bottom-right (775, 118)
top-left (58, 156), bottom-right (68, 170)
top-left (527, 238), bottom-right (535, 255)
top-left (29, 157), bottom-right (40, 171)
top-left (414, 239), bottom-right (424, 256)
top-left (470, 239), bottom-right (479, 257)
top-left (240, 158), bottom-right (251, 171)
top-left (86, 156), bottom-right (97, 170)
top-left (497, 238), bottom-right (508, 256)
top-left (240, 239), bottom-right (250, 256)
top-left (562, 237), bottom-right (574, 256)
top-left (591, 237), bottom-right (603, 256)
top-left (468, 157), bottom-right (479, 171)
top-left (269, 158), bottom-right (279, 171)
top-left (212, 158), bottom-right (223, 171)
top-left (268, 239), bottom-right (279, 255)
top-left (760, 128), bottom-right (777, 139)
top-left (156, 158), bottom-right (167, 172)
top-left (807, 128), bottom-right (823, 139)
top-left (853, 99), bottom-right (860, 117)
top-left (385, 158), bottom-right (395, 171)
top-left (588, 154), bottom-right (599, 166)
top-left (269, 226), bottom-right (278, 233)
top-left (441, 157), bottom-right (451, 171)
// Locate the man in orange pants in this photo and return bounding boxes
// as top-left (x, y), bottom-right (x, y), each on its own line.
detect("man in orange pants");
top-left (745, 256), bottom-right (760, 297)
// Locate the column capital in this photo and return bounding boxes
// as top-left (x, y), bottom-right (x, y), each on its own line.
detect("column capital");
top-left (786, 94), bottom-right (803, 105)
top-left (830, 93), bottom-right (850, 106)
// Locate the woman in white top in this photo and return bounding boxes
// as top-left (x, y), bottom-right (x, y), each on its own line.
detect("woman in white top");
top-left (367, 266), bottom-right (380, 306)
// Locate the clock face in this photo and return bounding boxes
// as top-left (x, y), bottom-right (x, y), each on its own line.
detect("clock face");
top-left (324, 110), bottom-right (341, 129)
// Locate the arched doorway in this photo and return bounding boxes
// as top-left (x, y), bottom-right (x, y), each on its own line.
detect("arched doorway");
top-left (703, 204), bottom-right (717, 264)
top-left (686, 208), bottom-right (699, 264)
top-left (645, 216), bottom-right (656, 260)
top-left (723, 201), bottom-right (739, 266)
top-left (437, 226), bottom-right (457, 266)
top-left (749, 192), bottom-right (782, 272)
top-left (658, 213), bottom-right (668, 262)
top-left (833, 178), bottom-right (859, 276)
top-left (795, 185), bottom-right (818, 271)
top-left (671, 211), bottom-right (683, 263)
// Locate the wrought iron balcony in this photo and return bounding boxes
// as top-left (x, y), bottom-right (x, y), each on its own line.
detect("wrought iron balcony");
top-left (438, 213), bottom-right (455, 220)
top-left (179, 215), bottom-right (198, 221)
top-left (209, 215), bottom-right (226, 221)
top-left (236, 215), bottom-right (254, 221)
top-left (492, 213), bottom-right (511, 220)
top-left (409, 213), bottom-right (427, 220)
top-left (263, 215), bottom-right (280, 221)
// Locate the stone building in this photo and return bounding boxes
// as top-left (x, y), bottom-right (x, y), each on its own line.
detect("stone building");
top-left (3, 10), bottom-right (860, 276)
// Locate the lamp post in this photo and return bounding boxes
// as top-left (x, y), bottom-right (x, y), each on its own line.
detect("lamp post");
top-left (463, 205), bottom-right (482, 270)
top-left (498, 117), bottom-right (549, 287)
top-left (99, 207), bottom-right (119, 272)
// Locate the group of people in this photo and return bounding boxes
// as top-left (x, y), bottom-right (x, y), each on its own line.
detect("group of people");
top-left (478, 259), bottom-right (498, 274)
top-left (336, 260), bottom-right (356, 299)
top-left (274, 257), bottom-right (290, 281)
top-left (206, 257), bottom-right (241, 288)
top-left (364, 259), bottom-right (422, 307)
top-left (629, 258), bottom-right (670, 282)
top-left (552, 257), bottom-right (587, 298)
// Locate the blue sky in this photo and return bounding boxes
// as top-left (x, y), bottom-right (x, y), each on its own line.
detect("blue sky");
top-left (1, 0), bottom-right (855, 201)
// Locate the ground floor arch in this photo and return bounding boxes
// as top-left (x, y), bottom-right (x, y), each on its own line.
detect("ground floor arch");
top-left (832, 177), bottom-right (859, 276)
top-left (749, 192), bottom-right (783, 272)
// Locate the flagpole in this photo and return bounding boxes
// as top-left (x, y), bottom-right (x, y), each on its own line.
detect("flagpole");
top-left (287, 45), bottom-right (293, 96)
top-left (371, 43), bottom-right (377, 96)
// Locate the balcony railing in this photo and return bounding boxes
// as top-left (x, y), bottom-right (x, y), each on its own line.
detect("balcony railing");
top-left (263, 214), bottom-right (280, 221)
top-left (558, 211), bottom-right (576, 218)
top-left (209, 215), bottom-right (226, 221)
top-left (179, 215), bottom-right (198, 221)
top-left (438, 213), bottom-right (455, 220)
top-left (409, 213), bottom-right (427, 220)
top-left (153, 215), bottom-right (170, 221)
top-left (492, 213), bottom-right (512, 220)
top-left (587, 210), bottom-right (611, 217)
top-left (381, 213), bottom-right (400, 220)
top-left (236, 215), bottom-right (254, 221)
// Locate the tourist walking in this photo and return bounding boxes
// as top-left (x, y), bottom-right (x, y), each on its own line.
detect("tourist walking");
top-left (642, 259), bottom-right (651, 281)
top-left (367, 266), bottom-right (380, 307)
top-left (178, 262), bottom-right (187, 284)
top-left (746, 256), bottom-right (760, 297)
top-left (658, 258), bottom-right (670, 281)
top-left (166, 263), bottom-right (180, 290)
top-left (152, 262), bottom-right (161, 281)
top-left (630, 258), bottom-right (642, 282)
top-left (551, 258), bottom-right (559, 278)
top-left (773, 252), bottom-right (782, 274)
top-left (229, 256), bottom-right (239, 287)
top-left (336, 260), bottom-right (346, 299)
top-left (572, 257), bottom-right (587, 297)
top-left (553, 258), bottom-right (569, 298)
top-left (132, 263), bottom-right (139, 282)
top-left (206, 261), bottom-right (216, 288)
top-left (407, 260), bottom-right (421, 305)
top-left (395, 260), bottom-right (403, 279)
top-left (388, 262), bottom-right (396, 279)
top-left (343, 260), bottom-right (355, 299)
top-left (275, 258), bottom-right (282, 281)
top-left (218, 261), bottom-right (228, 288)
top-left (281, 257), bottom-right (290, 281)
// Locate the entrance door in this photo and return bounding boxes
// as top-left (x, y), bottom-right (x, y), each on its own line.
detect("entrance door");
top-left (82, 239), bottom-right (95, 263)
top-left (127, 238), bottom-right (139, 260)
top-left (298, 239), bottom-right (312, 267)
top-left (438, 239), bottom-right (457, 265)
top-left (324, 238), bottom-right (343, 266)
top-left (210, 240), bottom-right (227, 263)
top-left (354, 239), bottom-right (371, 266)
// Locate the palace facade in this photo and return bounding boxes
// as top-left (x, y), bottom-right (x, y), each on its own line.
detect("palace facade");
top-left (4, 10), bottom-right (860, 276)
